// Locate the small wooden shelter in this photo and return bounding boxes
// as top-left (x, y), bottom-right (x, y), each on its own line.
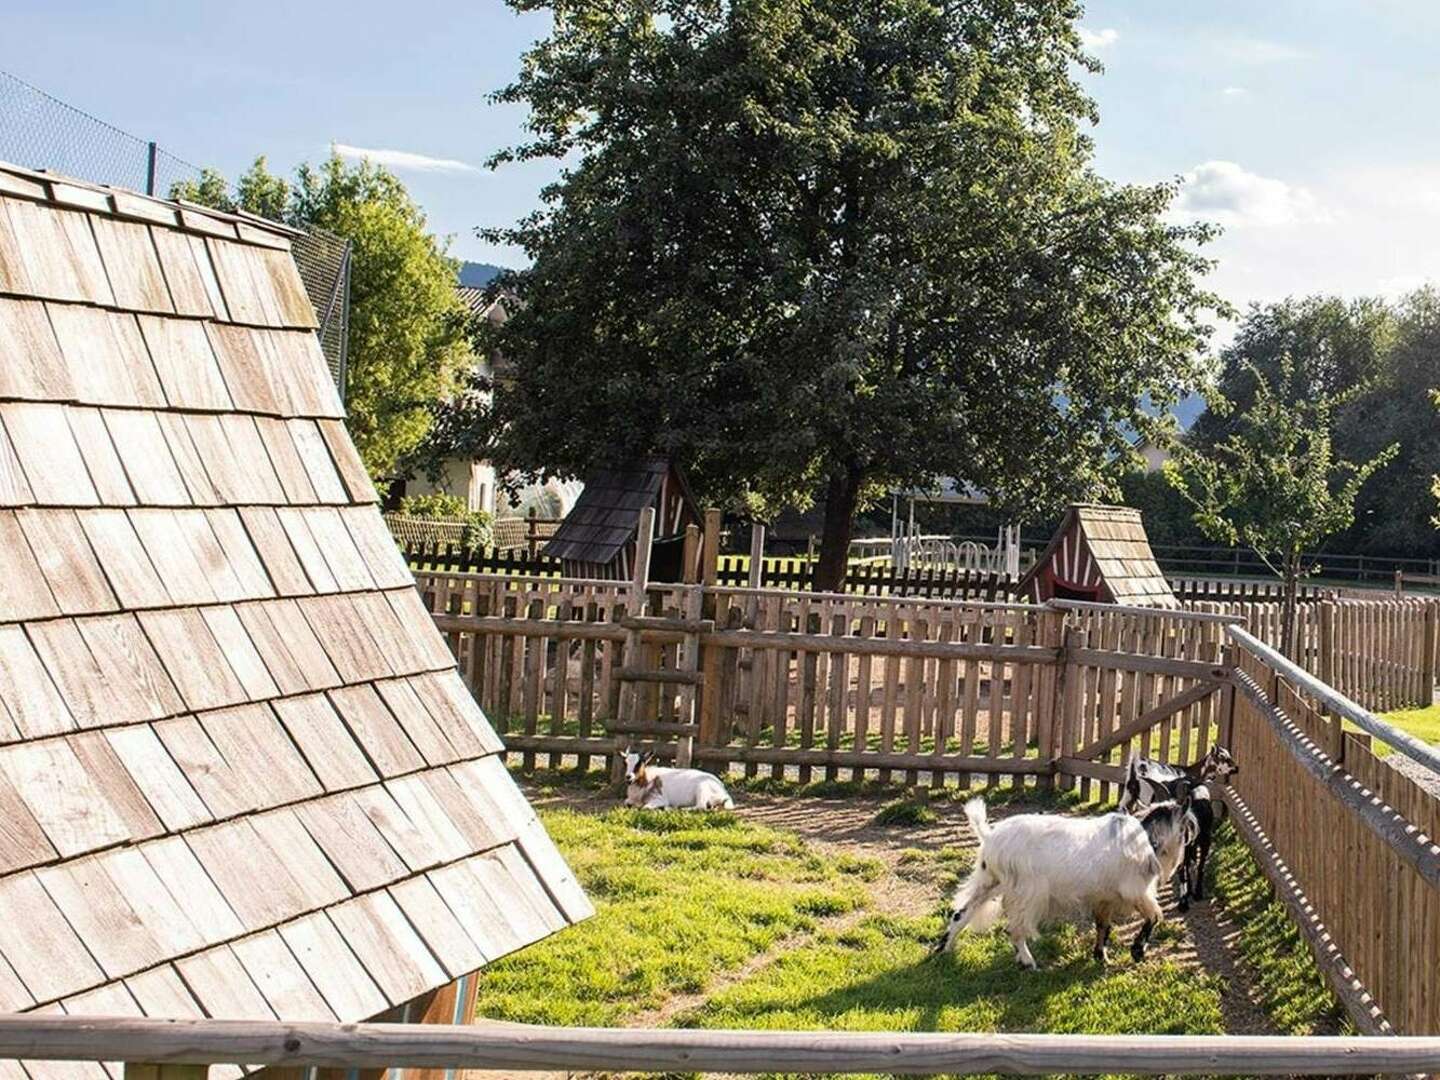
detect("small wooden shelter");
top-left (1017, 504), bottom-right (1178, 608)
top-left (0, 160), bottom-right (589, 1078)
top-left (542, 457), bottom-right (701, 580)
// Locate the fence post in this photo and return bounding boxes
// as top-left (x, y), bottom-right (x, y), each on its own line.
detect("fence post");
top-left (748, 522), bottom-right (765, 589)
top-left (1053, 624), bottom-right (1084, 791)
top-left (1318, 601), bottom-right (1335, 689)
top-left (1395, 569), bottom-right (1404, 598)
top-left (701, 508), bottom-right (721, 588)
top-left (1425, 601), bottom-right (1438, 707)
top-left (1219, 643), bottom-right (1237, 749)
top-left (681, 524), bottom-right (701, 585)
top-left (144, 141), bottom-right (158, 196)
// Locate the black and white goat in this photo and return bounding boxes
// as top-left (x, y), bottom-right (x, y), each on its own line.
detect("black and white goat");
top-left (1119, 745), bottom-right (1239, 911)
top-left (933, 793), bottom-right (1196, 969)
top-left (622, 749), bottom-right (734, 810)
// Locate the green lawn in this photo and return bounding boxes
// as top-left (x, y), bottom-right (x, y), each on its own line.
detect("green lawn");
top-left (1378, 703), bottom-right (1440, 757)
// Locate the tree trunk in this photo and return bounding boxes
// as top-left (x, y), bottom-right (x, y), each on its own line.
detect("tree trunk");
top-left (813, 462), bottom-right (864, 593)
top-left (1281, 553), bottom-right (1300, 659)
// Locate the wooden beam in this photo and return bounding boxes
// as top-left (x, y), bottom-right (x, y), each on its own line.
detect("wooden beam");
top-left (704, 629), bottom-right (1058, 665)
top-left (606, 721), bottom-right (701, 737)
top-left (1076, 680), bottom-right (1224, 760)
top-left (430, 616), bottom-right (632, 642)
top-left (1047, 599), bottom-right (1246, 625)
top-left (1071, 649), bottom-right (1231, 682)
top-left (615, 667), bottom-right (704, 686)
top-left (693, 746), bottom-right (1052, 775)
top-left (1057, 758), bottom-right (1125, 784)
top-left (4, 1017), bottom-right (1440, 1075)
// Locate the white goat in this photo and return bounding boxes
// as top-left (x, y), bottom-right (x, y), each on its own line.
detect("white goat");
top-left (934, 795), bottom-right (1195, 968)
top-left (622, 749), bottom-right (734, 810)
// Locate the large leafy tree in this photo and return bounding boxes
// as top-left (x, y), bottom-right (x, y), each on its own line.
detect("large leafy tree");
top-left (1188, 295), bottom-right (1395, 449)
top-left (172, 156), bottom-right (473, 484)
top-left (481, 0), bottom-right (1224, 589)
top-left (1169, 357), bottom-right (1397, 654)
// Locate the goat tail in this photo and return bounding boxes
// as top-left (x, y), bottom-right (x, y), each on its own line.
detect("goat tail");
top-left (964, 797), bottom-right (991, 842)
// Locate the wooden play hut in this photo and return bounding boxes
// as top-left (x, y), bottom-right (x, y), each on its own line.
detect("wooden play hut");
top-left (0, 160), bottom-right (590, 1079)
top-left (542, 457), bottom-right (700, 581)
top-left (1017, 503), bottom-right (1178, 608)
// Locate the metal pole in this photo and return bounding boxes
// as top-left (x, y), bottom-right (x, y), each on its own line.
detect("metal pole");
top-left (145, 142), bottom-right (158, 196)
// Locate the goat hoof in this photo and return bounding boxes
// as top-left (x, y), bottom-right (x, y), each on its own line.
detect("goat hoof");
top-left (1093, 948), bottom-right (1108, 966)
top-left (1130, 944), bottom-right (1147, 963)
top-left (1178, 899), bottom-right (1190, 913)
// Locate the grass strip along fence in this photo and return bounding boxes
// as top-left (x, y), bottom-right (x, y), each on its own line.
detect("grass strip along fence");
top-left (415, 568), bottom-right (1440, 1041)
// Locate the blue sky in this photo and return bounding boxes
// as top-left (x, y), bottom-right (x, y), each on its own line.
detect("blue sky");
top-left (4, 0), bottom-right (1439, 320)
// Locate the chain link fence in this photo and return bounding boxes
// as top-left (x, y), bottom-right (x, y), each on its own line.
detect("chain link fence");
top-left (0, 69), bottom-right (349, 393)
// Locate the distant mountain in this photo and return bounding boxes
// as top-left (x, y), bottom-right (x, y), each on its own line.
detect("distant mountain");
top-left (459, 261), bottom-right (507, 288)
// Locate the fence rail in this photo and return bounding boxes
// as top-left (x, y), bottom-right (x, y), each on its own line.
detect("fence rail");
top-left (4, 1016), bottom-right (1440, 1076)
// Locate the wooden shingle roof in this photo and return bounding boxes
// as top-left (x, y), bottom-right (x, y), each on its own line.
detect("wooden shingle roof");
top-left (0, 160), bottom-right (589, 1060)
top-left (542, 457), bottom-right (691, 566)
top-left (1020, 504), bottom-right (1178, 608)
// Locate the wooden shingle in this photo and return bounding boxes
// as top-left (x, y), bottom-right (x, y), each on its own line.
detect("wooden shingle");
top-left (90, 217), bottom-right (172, 314)
top-left (46, 305), bottom-right (164, 408)
top-left (137, 315), bottom-right (233, 411)
top-left (0, 297), bottom-right (71, 400)
top-left (0, 166), bottom-right (583, 1043)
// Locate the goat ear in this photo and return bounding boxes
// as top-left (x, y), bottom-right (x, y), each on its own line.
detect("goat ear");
top-left (1174, 778), bottom-right (1194, 805)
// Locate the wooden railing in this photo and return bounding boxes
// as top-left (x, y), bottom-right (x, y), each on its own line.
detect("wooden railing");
top-left (1225, 626), bottom-right (1440, 1037)
top-left (4, 1016), bottom-right (1440, 1076)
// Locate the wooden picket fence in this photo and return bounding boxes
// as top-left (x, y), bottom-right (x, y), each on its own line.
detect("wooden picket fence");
top-left (1216, 597), bottom-right (1438, 713)
top-left (1225, 629), bottom-right (1440, 1037)
top-left (413, 572), bottom-right (1239, 790)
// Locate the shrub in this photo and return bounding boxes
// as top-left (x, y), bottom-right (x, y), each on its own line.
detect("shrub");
top-left (398, 492), bottom-right (492, 547)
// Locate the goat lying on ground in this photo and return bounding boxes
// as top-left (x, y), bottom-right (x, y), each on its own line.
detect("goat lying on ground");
top-left (934, 793), bottom-right (1196, 969)
top-left (1119, 745), bottom-right (1239, 911)
top-left (622, 749), bottom-right (734, 810)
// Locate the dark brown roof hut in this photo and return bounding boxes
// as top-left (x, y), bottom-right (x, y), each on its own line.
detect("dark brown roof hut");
top-left (1016, 503), bottom-right (1178, 609)
top-left (542, 457), bottom-right (701, 581)
top-left (0, 160), bottom-right (590, 1079)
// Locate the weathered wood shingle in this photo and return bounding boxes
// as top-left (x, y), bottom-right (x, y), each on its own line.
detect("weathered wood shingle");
top-left (0, 160), bottom-right (589, 1067)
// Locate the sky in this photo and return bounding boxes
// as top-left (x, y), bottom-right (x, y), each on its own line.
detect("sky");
top-left (4, 0), bottom-right (1440, 321)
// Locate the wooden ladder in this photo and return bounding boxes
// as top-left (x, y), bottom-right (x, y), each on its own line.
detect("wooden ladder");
top-left (610, 507), bottom-right (711, 773)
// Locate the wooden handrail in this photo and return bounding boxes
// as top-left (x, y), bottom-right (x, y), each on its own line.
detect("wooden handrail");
top-left (1227, 625), bottom-right (1440, 776)
top-left (4, 1017), bottom-right (1440, 1075)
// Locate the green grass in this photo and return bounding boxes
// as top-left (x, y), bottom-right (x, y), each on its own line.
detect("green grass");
top-left (871, 798), bottom-right (938, 826)
top-left (1377, 703), bottom-right (1440, 758)
top-left (472, 806), bottom-right (877, 1026)
top-left (1207, 821), bottom-right (1347, 1035)
top-left (670, 914), bottom-right (1215, 1080)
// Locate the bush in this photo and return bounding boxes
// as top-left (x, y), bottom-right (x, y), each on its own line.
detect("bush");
top-left (398, 492), bottom-right (492, 547)
top-left (872, 799), bottom-right (937, 826)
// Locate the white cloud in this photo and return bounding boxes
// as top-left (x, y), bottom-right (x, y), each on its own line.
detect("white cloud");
top-left (331, 143), bottom-right (477, 174)
top-left (1216, 37), bottom-right (1308, 64)
top-left (1078, 26), bottom-right (1119, 50)
top-left (1173, 160), bottom-right (1326, 227)
top-left (1221, 86), bottom-right (1249, 98)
